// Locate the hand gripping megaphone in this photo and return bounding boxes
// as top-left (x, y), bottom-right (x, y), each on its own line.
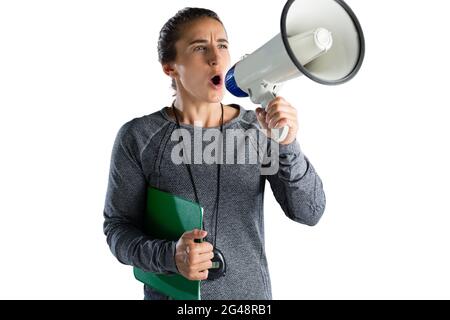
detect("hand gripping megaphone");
top-left (225, 0), bottom-right (365, 142)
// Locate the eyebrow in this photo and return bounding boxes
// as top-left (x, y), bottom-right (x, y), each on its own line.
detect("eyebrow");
top-left (188, 38), bottom-right (229, 46)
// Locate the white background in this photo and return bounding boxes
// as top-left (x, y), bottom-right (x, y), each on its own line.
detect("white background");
top-left (1, 0), bottom-right (449, 300)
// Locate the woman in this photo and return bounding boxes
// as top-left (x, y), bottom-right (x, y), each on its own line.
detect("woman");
top-left (103, 7), bottom-right (326, 300)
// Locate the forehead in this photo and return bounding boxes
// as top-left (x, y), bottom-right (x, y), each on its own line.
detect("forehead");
top-left (178, 18), bottom-right (227, 44)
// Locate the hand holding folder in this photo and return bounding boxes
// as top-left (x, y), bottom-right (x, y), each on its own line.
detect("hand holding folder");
top-left (133, 187), bottom-right (204, 300)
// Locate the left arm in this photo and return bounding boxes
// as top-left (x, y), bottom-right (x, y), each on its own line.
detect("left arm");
top-left (256, 97), bottom-right (326, 226)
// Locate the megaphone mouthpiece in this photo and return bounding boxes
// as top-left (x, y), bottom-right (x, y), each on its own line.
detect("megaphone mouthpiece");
top-left (288, 28), bottom-right (333, 66)
top-left (314, 28), bottom-right (333, 51)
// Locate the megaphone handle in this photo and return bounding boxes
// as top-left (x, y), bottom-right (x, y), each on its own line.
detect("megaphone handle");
top-left (261, 92), bottom-right (290, 143)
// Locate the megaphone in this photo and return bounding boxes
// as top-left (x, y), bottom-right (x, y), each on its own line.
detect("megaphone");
top-left (225, 0), bottom-right (365, 142)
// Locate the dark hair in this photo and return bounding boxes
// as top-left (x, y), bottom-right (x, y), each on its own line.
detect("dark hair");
top-left (158, 7), bottom-right (224, 91)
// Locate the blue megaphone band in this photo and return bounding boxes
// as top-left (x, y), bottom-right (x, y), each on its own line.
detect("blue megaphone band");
top-left (225, 65), bottom-right (249, 98)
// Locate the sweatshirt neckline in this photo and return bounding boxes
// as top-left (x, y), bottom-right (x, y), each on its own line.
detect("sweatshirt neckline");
top-left (160, 104), bottom-right (244, 130)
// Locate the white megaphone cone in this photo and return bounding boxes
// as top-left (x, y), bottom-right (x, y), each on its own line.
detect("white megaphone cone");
top-left (225, 0), bottom-right (365, 143)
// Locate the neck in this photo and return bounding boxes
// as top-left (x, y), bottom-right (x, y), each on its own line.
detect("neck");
top-left (173, 94), bottom-right (222, 128)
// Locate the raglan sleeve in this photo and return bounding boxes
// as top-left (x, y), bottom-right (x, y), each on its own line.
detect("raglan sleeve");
top-left (102, 121), bottom-right (179, 274)
top-left (265, 138), bottom-right (326, 226)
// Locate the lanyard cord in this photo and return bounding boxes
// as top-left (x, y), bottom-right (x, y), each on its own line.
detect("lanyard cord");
top-left (171, 101), bottom-right (223, 248)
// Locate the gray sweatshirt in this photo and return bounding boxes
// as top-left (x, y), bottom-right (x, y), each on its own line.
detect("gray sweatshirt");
top-left (103, 104), bottom-right (326, 300)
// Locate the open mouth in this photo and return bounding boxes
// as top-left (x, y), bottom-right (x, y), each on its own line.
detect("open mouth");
top-left (211, 75), bottom-right (222, 86)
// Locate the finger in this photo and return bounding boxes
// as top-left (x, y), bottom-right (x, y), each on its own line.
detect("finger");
top-left (255, 109), bottom-right (269, 129)
top-left (190, 241), bottom-right (214, 254)
top-left (275, 118), bottom-right (297, 130)
top-left (255, 107), bottom-right (264, 115)
top-left (186, 241), bottom-right (213, 258)
top-left (182, 229), bottom-right (207, 242)
top-left (267, 110), bottom-right (297, 127)
top-left (267, 96), bottom-right (286, 109)
top-left (266, 104), bottom-right (297, 122)
top-left (266, 104), bottom-right (296, 123)
top-left (186, 269), bottom-right (208, 281)
top-left (256, 107), bottom-right (267, 120)
top-left (268, 113), bottom-right (297, 129)
top-left (187, 252), bottom-right (214, 266)
top-left (197, 269), bottom-right (209, 281)
top-left (196, 251), bottom-right (215, 264)
top-left (194, 260), bottom-right (214, 272)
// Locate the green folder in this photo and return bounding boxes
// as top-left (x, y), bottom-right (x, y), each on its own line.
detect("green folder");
top-left (133, 186), bottom-right (203, 300)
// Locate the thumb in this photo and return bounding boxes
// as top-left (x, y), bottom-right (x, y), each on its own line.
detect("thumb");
top-left (255, 108), bottom-right (268, 129)
top-left (255, 107), bottom-right (267, 119)
top-left (255, 107), bottom-right (263, 116)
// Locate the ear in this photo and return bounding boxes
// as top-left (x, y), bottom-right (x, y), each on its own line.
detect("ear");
top-left (162, 63), bottom-right (178, 78)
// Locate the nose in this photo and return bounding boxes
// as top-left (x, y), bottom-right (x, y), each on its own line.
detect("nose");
top-left (208, 47), bottom-right (220, 67)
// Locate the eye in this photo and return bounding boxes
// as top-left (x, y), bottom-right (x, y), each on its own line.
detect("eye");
top-left (194, 46), bottom-right (207, 52)
top-left (218, 44), bottom-right (228, 49)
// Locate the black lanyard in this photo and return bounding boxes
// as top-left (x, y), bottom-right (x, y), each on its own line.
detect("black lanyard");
top-left (171, 101), bottom-right (226, 280)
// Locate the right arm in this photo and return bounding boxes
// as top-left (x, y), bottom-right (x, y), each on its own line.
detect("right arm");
top-left (103, 122), bottom-right (214, 279)
top-left (103, 122), bottom-right (178, 274)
